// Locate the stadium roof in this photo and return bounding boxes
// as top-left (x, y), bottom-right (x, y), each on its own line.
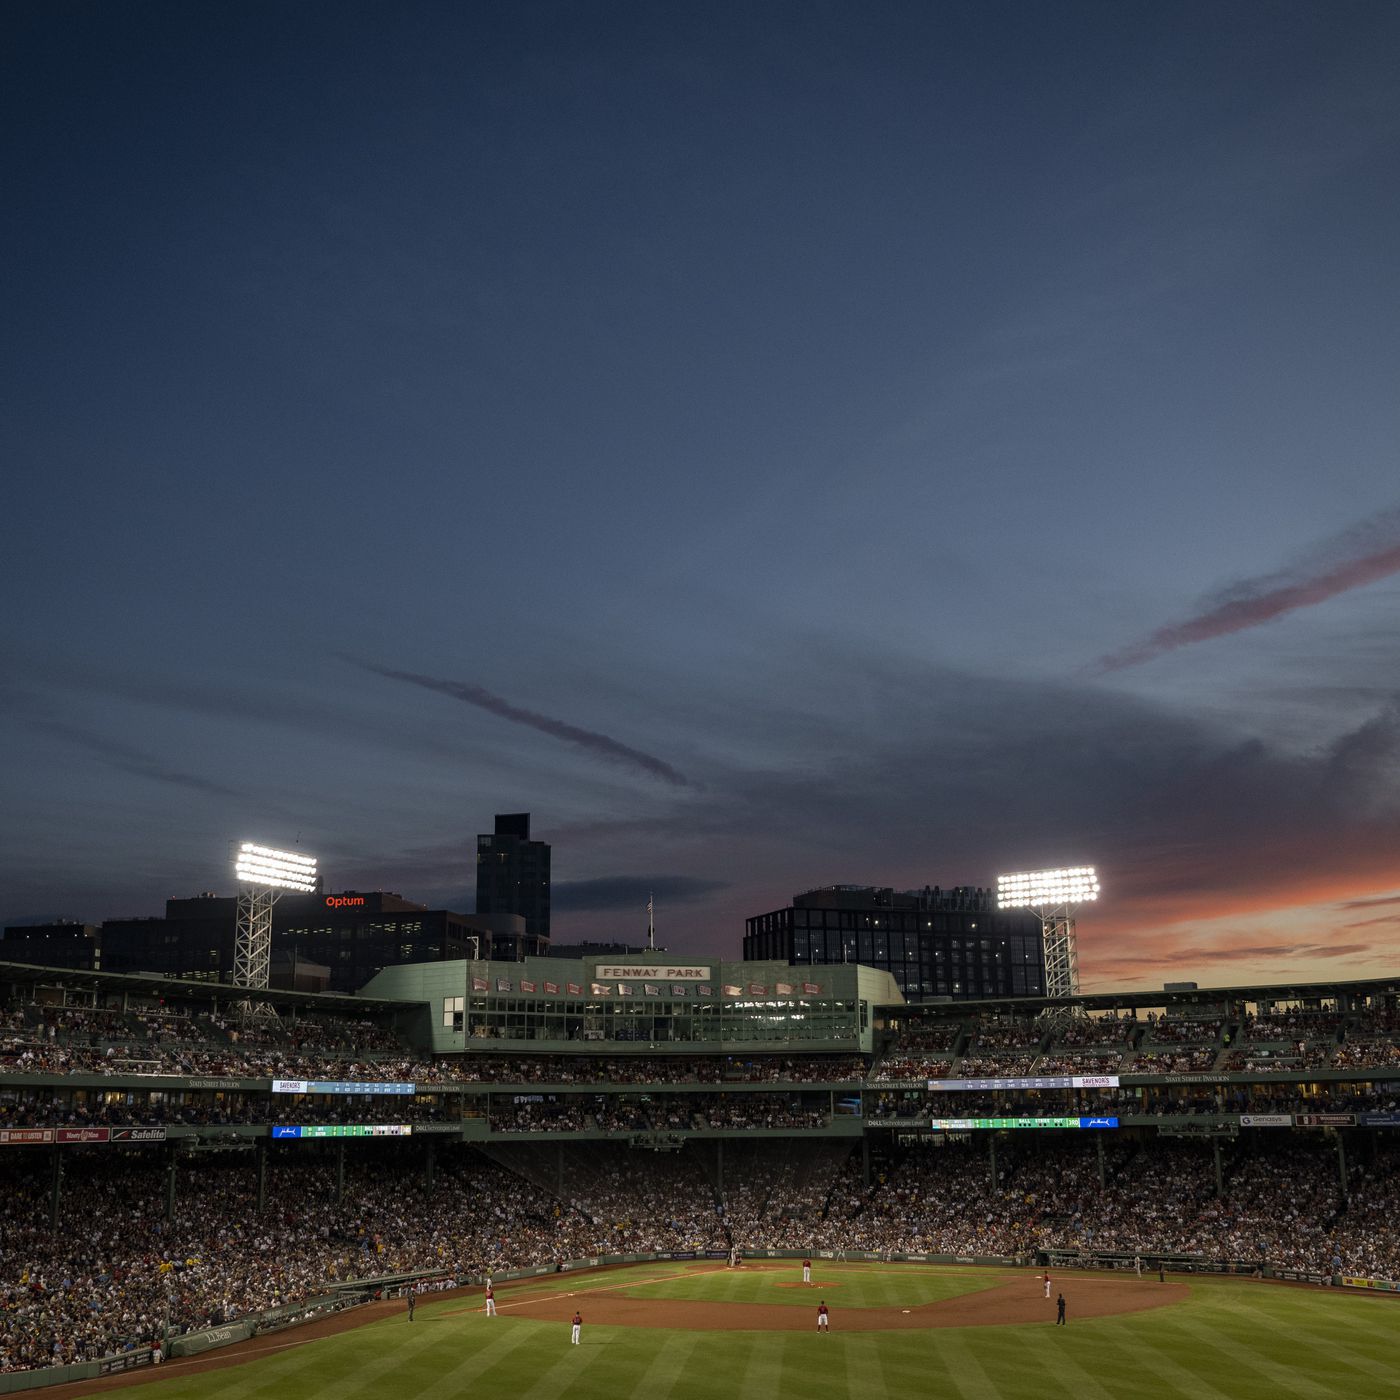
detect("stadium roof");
top-left (0, 960), bottom-right (406, 1013)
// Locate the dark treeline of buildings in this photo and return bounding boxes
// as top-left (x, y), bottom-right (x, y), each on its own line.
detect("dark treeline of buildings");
top-left (3, 811), bottom-right (1048, 1000)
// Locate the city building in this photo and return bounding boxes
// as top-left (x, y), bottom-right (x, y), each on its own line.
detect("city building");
top-left (99, 891), bottom-right (515, 992)
top-left (0, 921), bottom-right (100, 971)
top-left (475, 812), bottom-right (551, 943)
top-left (743, 884), bottom-right (1045, 1001)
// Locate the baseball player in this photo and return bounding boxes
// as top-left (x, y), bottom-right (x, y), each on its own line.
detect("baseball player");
top-left (571, 1311), bottom-right (582, 1345)
top-left (802, 1256), bottom-right (812, 1285)
top-left (817, 1301), bottom-right (830, 1332)
top-left (1056, 1293), bottom-right (1066, 1326)
top-left (407, 1289), bottom-right (415, 1322)
top-left (1043, 1271), bottom-right (1051, 1299)
top-left (484, 1283), bottom-right (496, 1317)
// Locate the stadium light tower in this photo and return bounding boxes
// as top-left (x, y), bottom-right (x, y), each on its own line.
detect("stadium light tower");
top-left (997, 865), bottom-right (1100, 1000)
top-left (233, 841), bottom-right (317, 1018)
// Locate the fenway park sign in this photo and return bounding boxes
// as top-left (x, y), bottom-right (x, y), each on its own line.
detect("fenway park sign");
top-left (594, 964), bottom-right (712, 981)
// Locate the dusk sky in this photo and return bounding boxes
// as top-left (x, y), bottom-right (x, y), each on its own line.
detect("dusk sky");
top-left (5, 2), bottom-right (1400, 992)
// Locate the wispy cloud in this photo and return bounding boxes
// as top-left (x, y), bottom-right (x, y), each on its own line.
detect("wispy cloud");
top-left (26, 718), bottom-right (240, 798)
top-left (352, 660), bottom-right (694, 788)
top-left (1096, 510), bottom-right (1400, 672)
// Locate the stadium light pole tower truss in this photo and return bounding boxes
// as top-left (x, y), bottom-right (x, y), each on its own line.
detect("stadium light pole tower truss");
top-left (233, 842), bottom-right (317, 1020)
top-left (997, 866), bottom-right (1100, 1001)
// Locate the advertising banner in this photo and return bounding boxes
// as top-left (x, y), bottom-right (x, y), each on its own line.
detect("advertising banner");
top-left (0, 1128), bottom-right (55, 1145)
top-left (98, 1351), bottom-right (153, 1375)
top-left (56, 1127), bottom-right (110, 1144)
top-left (1360, 1112), bottom-right (1400, 1127)
top-left (1295, 1113), bottom-right (1356, 1128)
top-left (273, 1124), bottom-right (412, 1139)
top-left (111, 1126), bottom-right (166, 1142)
top-left (1240, 1114), bottom-right (1293, 1127)
top-left (272, 1081), bottom-right (414, 1096)
top-left (927, 1116), bottom-right (1118, 1131)
top-left (931, 1075), bottom-right (1120, 1092)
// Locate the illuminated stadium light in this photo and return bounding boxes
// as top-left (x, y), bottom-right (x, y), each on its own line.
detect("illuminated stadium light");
top-left (233, 841), bottom-right (317, 1019)
top-left (997, 866), bottom-right (1099, 910)
top-left (997, 865), bottom-right (1100, 1000)
top-left (235, 842), bottom-right (318, 893)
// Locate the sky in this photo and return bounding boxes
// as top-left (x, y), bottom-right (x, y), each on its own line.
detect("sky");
top-left (4, 1), bottom-right (1400, 993)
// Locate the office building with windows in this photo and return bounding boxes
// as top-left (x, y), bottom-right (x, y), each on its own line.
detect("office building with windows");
top-left (743, 884), bottom-right (1045, 1001)
top-left (476, 812), bottom-right (551, 943)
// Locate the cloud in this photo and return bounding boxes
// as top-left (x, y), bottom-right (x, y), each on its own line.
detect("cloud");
top-left (552, 875), bottom-right (730, 913)
top-left (352, 660), bottom-right (694, 788)
top-left (1096, 510), bottom-right (1400, 672)
top-left (23, 717), bottom-right (241, 799)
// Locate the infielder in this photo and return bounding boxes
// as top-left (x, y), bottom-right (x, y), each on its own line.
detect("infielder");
top-left (802, 1256), bottom-right (812, 1285)
top-left (571, 1311), bottom-right (582, 1345)
top-left (817, 1301), bottom-right (830, 1331)
top-left (484, 1283), bottom-right (496, 1317)
top-left (1043, 1272), bottom-right (1051, 1299)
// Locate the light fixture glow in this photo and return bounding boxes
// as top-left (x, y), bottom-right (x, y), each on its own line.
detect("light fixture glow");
top-left (997, 866), bottom-right (1099, 910)
top-left (235, 841), bottom-right (318, 892)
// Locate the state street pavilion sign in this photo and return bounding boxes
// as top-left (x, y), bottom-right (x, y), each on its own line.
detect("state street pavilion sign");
top-left (593, 964), bottom-right (712, 981)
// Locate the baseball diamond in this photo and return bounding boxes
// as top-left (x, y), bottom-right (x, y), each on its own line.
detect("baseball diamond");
top-left (3, 959), bottom-right (1400, 1400)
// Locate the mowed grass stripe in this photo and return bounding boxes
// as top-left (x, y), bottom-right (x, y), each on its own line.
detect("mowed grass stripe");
top-left (1128, 1321), bottom-right (1271, 1400)
top-left (1200, 1290), bottom-right (1400, 1384)
top-left (841, 1331), bottom-right (889, 1400)
top-left (1168, 1310), bottom-right (1358, 1400)
top-left (619, 1329), bottom-right (704, 1400)
top-left (998, 1325), bottom-right (1134, 1400)
top-left (935, 1331), bottom-right (1008, 1400)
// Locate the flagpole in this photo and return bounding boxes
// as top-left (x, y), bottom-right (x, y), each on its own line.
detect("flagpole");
top-left (647, 893), bottom-right (655, 951)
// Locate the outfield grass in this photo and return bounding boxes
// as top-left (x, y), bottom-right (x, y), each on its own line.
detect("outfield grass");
top-left (116, 1265), bottom-right (1400, 1400)
top-left (607, 1260), bottom-right (1005, 1308)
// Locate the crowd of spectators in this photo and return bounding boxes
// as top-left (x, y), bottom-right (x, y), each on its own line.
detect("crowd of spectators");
top-left (5, 1128), bottom-right (1400, 1374)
